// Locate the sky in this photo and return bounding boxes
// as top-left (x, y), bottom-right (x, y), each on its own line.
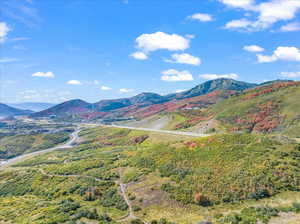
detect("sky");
top-left (1, 0), bottom-right (300, 103)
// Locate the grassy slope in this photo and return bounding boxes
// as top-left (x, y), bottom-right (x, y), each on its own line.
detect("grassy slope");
top-left (1, 126), bottom-right (300, 223)
top-left (0, 131), bottom-right (70, 159)
top-left (169, 82), bottom-right (300, 137)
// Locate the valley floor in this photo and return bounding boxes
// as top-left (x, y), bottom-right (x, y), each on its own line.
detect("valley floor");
top-left (0, 125), bottom-right (300, 224)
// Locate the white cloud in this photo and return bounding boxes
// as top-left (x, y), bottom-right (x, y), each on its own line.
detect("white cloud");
top-left (161, 69), bottom-right (194, 82)
top-left (257, 46), bottom-right (300, 63)
top-left (222, 0), bottom-right (300, 32)
top-left (225, 19), bottom-right (252, 29)
top-left (188, 13), bottom-right (213, 22)
top-left (0, 22), bottom-right (11, 43)
top-left (120, 88), bottom-right (134, 93)
top-left (67, 80), bottom-right (82, 85)
top-left (257, 0), bottom-right (300, 27)
top-left (32, 71), bottom-right (55, 78)
top-left (200, 73), bottom-right (239, 80)
top-left (219, 0), bottom-right (253, 9)
top-left (135, 31), bottom-right (190, 53)
top-left (257, 54), bottom-right (277, 63)
top-left (0, 57), bottom-right (20, 63)
top-left (100, 86), bottom-right (112, 91)
top-left (243, 45), bottom-right (265, 52)
top-left (165, 53), bottom-right (201, 66)
top-left (280, 22), bottom-right (300, 32)
top-left (280, 71), bottom-right (300, 78)
top-left (131, 51), bottom-right (148, 60)
top-left (175, 89), bottom-right (186, 93)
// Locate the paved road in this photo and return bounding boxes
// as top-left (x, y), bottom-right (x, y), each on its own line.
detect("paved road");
top-left (0, 123), bottom-right (207, 170)
top-left (0, 128), bottom-right (81, 170)
top-left (102, 124), bottom-right (208, 137)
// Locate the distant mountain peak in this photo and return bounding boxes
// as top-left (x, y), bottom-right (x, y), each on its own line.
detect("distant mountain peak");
top-left (0, 103), bottom-right (33, 117)
top-left (30, 99), bottom-right (91, 118)
top-left (166, 78), bottom-right (257, 100)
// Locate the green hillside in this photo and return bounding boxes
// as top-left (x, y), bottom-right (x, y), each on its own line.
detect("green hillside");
top-left (172, 81), bottom-right (300, 138)
top-left (211, 82), bottom-right (300, 136)
top-left (0, 131), bottom-right (70, 159)
top-left (1, 126), bottom-right (300, 223)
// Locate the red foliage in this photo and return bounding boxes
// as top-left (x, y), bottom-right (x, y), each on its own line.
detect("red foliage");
top-left (128, 90), bottom-right (236, 119)
top-left (184, 141), bottom-right (198, 148)
top-left (134, 135), bottom-right (149, 144)
top-left (194, 193), bottom-right (210, 206)
top-left (233, 101), bottom-right (281, 133)
top-left (245, 82), bottom-right (299, 100)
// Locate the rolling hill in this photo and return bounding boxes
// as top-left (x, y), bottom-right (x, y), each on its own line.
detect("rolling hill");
top-left (170, 81), bottom-right (300, 137)
top-left (30, 99), bottom-right (92, 118)
top-left (92, 92), bottom-right (167, 112)
top-left (8, 102), bottom-right (55, 112)
top-left (0, 103), bottom-right (33, 117)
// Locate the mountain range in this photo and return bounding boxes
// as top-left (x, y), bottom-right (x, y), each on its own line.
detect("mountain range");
top-left (29, 78), bottom-right (257, 119)
top-left (2, 78), bottom-right (299, 135)
top-left (8, 102), bottom-right (55, 112)
top-left (0, 103), bottom-right (33, 117)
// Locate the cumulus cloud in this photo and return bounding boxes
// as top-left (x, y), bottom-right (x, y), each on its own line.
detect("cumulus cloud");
top-left (67, 80), bottom-right (82, 85)
top-left (135, 31), bottom-right (190, 53)
top-left (280, 22), bottom-right (300, 32)
top-left (257, 46), bottom-right (300, 63)
top-left (130, 51), bottom-right (148, 60)
top-left (243, 45), bottom-right (265, 52)
top-left (161, 69), bottom-right (194, 82)
top-left (165, 53), bottom-right (201, 66)
top-left (200, 73), bottom-right (239, 80)
top-left (280, 71), bottom-right (300, 78)
top-left (222, 0), bottom-right (300, 32)
top-left (120, 88), bottom-right (134, 93)
top-left (0, 22), bottom-right (11, 43)
top-left (219, 0), bottom-right (253, 9)
top-left (225, 19), bottom-right (253, 29)
top-left (100, 86), bottom-right (112, 91)
top-left (188, 13), bottom-right (213, 22)
top-left (32, 71), bottom-right (55, 78)
top-left (256, 54), bottom-right (277, 63)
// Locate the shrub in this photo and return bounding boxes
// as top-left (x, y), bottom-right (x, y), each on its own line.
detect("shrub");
top-left (249, 189), bottom-right (270, 200)
top-left (73, 209), bottom-right (99, 220)
top-left (132, 205), bottom-right (141, 211)
top-left (59, 198), bottom-right (80, 213)
top-left (292, 202), bottom-right (300, 213)
top-left (131, 219), bottom-right (144, 224)
top-left (99, 188), bottom-right (128, 211)
top-left (194, 193), bottom-right (211, 206)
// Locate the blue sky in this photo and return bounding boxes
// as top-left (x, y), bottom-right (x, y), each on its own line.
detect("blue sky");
top-left (1, 0), bottom-right (300, 103)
